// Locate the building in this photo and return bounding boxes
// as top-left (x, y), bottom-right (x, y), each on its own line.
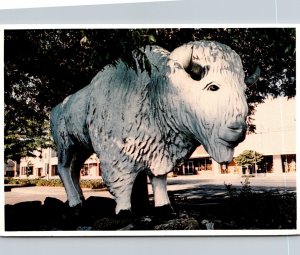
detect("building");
top-left (4, 96), bottom-right (296, 178)
top-left (4, 160), bottom-right (19, 177)
top-left (7, 149), bottom-right (101, 179)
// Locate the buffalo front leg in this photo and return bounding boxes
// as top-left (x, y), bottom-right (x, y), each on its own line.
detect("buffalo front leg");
top-left (151, 175), bottom-right (170, 207)
top-left (151, 175), bottom-right (174, 217)
top-left (100, 162), bottom-right (137, 215)
top-left (113, 174), bottom-right (137, 215)
top-left (58, 164), bottom-right (82, 207)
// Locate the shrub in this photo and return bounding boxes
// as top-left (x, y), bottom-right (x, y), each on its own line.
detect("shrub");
top-left (224, 178), bottom-right (296, 229)
top-left (241, 174), bottom-right (256, 178)
top-left (4, 177), bottom-right (105, 189)
top-left (80, 179), bottom-right (105, 189)
top-left (35, 179), bottom-right (63, 187)
top-left (4, 178), bottom-right (34, 186)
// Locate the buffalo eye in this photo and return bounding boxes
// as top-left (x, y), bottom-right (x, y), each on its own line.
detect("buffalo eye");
top-left (207, 84), bottom-right (219, 91)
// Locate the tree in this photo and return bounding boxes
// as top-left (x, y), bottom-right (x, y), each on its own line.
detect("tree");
top-left (4, 28), bottom-right (296, 162)
top-left (4, 29), bottom-right (156, 162)
top-left (234, 150), bottom-right (264, 174)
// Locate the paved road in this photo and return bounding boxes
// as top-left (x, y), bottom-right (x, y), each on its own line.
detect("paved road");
top-left (165, 173), bottom-right (296, 201)
top-left (4, 173), bottom-right (297, 205)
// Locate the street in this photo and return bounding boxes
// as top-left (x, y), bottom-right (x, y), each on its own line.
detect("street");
top-left (4, 173), bottom-right (296, 205)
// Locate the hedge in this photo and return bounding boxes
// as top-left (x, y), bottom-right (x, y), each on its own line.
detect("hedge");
top-left (4, 178), bottom-right (105, 189)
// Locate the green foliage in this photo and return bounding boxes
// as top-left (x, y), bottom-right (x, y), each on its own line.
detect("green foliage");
top-left (224, 178), bottom-right (253, 198)
top-left (80, 179), bottom-right (106, 189)
top-left (4, 29), bottom-right (157, 162)
top-left (4, 178), bottom-right (105, 189)
top-left (4, 178), bottom-right (14, 184)
top-left (234, 150), bottom-right (263, 168)
top-left (4, 178), bottom-right (35, 186)
top-left (224, 179), bottom-right (296, 229)
top-left (4, 28), bottom-right (296, 162)
top-left (34, 179), bottom-right (63, 187)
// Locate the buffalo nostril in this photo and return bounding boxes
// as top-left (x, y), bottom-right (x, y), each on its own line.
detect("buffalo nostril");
top-left (228, 127), bottom-right (245, 133)
top-left (227, 121), bottom-right (247, 132)
top-left (228, 126), bottom-right (241, 131)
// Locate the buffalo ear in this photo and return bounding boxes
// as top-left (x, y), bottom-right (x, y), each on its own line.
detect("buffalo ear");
top-left (245, 67), bottom-right (261, 86)
top-left (187, 63), bottom-right (210, 81)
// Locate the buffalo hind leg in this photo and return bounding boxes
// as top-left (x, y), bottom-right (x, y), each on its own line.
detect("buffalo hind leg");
top-left (58, 164), bottom-right (82, 207)
top-left (69, 150), bottom-right (92, 202)
top-left (52, 118), bottom-right (83, 207)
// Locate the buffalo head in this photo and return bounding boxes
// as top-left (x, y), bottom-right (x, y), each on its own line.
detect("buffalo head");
top-left (168, 41), bottom-right (248, 163)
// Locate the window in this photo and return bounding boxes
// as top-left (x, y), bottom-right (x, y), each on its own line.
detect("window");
top-left (51, 165), bottom-right (58, 176)
top-left (26, 166), bottom-right (33, 175)
top-left (281, 154), bottom-right (296, 172)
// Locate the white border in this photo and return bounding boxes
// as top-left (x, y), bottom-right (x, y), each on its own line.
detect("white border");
top-left (0, 1), bottom-right (176, 10)
top-left (296, 24), bottom-right (300, 234)
top-left (1, 24), bottom-right (299, 29)
top-left (0, 28), bottom-right (5, 237)
top-left (1, 24), bottom-right (299, 237)
top-left (1, 229), bottom-right (300, 237)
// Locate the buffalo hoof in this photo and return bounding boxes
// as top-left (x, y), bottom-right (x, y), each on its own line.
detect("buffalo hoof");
top-left (92, 210), bottom-right (132, 230)
top-left (69, 203), bottom-right (84, 217)
top-left (154, 204), bottom-right (177, 221)
top-left (80, 196), bottom-right (86, 203)
top-left (58, 203), bottom-right (85, 230)
top-left (117, 209), bottom-right (133, 219)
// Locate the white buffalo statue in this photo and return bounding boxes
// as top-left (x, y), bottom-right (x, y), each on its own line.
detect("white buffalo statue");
top-left (50, 41), bottom-right (249, 215)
